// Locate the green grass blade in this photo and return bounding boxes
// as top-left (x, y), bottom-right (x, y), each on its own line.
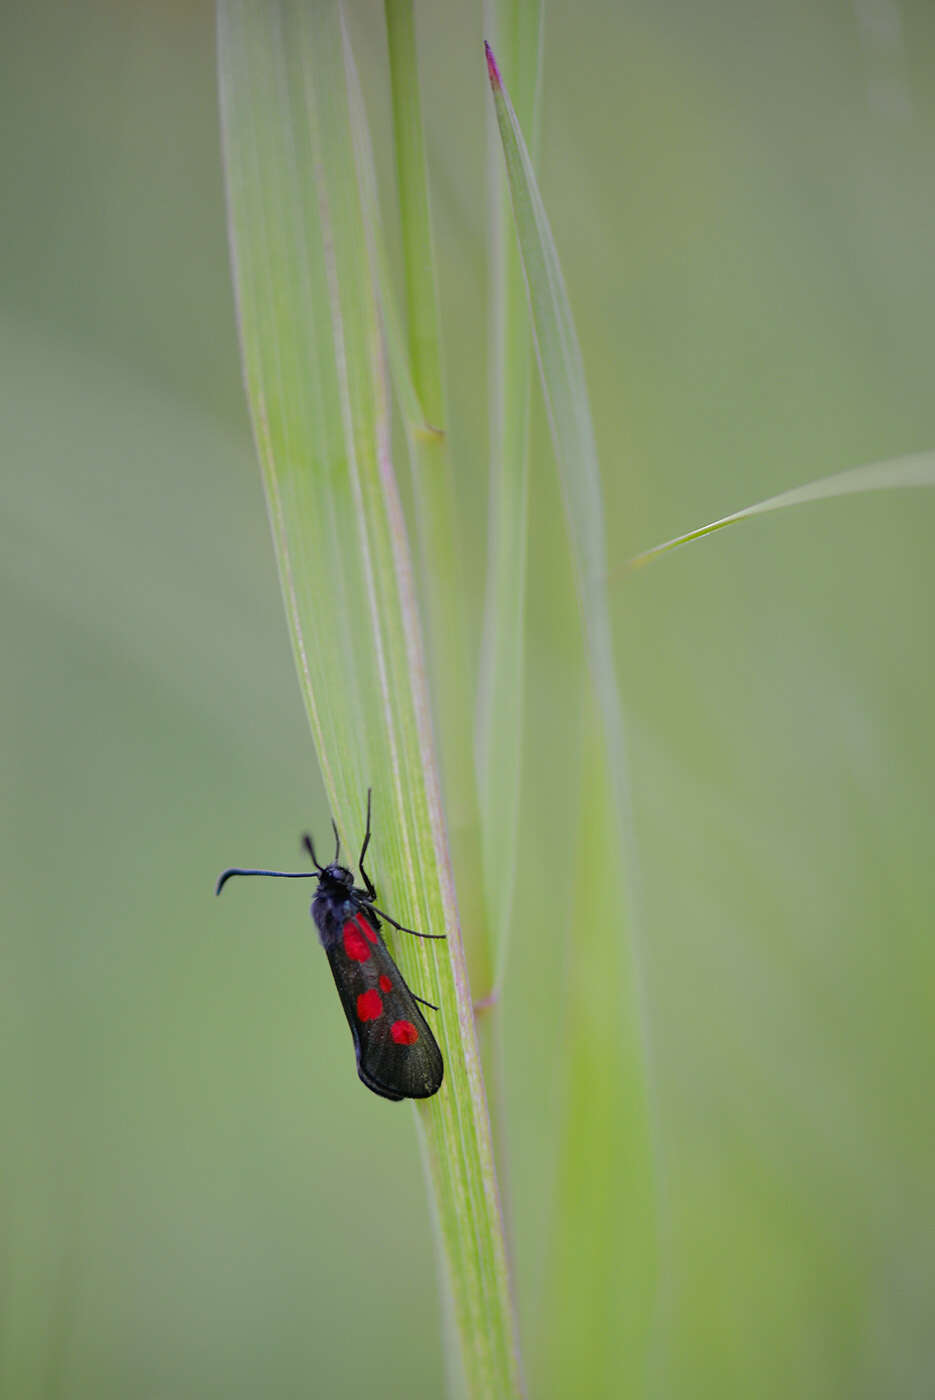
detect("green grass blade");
top-left (486, 41), bottom-right (657, 1394)
top-left (341, 48), bottom-right (428, 439)
top-left (348, 0), bottom-right (514, 1284)
top-left (484, 41), bottom-right (628, 791)
top-left (382, 1), bottom-right (494, 1002)
top-left (218, 6), bottom-right (523, 1394)
top-left (384, 0), bottom-right (444, 430)
top-left (477, 0), bottom-right (543, 966)
top-left (535, 696), bottom-right (657, 1396)
top-left (484, 44), bottom-right (606, 603)
top-left (626, 450), bottom-right (935, 569)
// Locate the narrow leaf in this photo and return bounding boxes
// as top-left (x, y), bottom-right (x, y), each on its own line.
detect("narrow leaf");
top-left (477, 0), bottom-right (543, 967)
top-left (627, 451), bottom-right (935, 569)
top-left (382, 1), bottom-right (495, 1004)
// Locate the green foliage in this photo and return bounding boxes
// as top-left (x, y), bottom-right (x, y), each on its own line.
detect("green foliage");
top-left (4, 3), bottom-right (935, 1397)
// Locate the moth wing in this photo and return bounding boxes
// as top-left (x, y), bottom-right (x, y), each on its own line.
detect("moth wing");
top-left (323, 909), bottom-right (443, 1102)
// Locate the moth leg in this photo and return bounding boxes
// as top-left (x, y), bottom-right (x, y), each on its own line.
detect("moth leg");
top-left (389, 960), bottom-right (439, 1011)
top-left (370, 904), bottom-right (447, 940)
top-left (357, 788), bottom-right (377, 900)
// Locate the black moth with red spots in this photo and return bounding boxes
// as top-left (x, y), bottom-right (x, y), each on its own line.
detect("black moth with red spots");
top-left (216, 791), bottom-right (444, 1102)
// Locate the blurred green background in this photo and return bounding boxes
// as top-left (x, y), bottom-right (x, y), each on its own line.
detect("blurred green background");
top-left (2, 2), bottom-right (934, 1396)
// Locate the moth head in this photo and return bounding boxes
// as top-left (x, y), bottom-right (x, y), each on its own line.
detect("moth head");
top-left (321, 863), bottom-right (355, 890)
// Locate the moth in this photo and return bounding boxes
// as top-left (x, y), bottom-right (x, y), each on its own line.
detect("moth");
top-left (216, 791), bottom-right (444, 1101)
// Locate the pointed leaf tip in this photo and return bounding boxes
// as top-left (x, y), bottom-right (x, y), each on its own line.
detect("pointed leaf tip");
top-left (484, 41), bottom-right (502, 88)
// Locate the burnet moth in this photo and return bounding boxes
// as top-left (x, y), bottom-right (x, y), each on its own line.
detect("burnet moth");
top-left (216, 791), bottom-right (444, 1102)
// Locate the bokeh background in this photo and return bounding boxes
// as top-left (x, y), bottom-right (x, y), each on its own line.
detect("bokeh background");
top-left (3, 2), bottom-right (934, 1396)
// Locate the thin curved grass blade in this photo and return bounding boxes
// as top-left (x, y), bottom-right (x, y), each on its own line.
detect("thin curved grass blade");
top-left (627, 451), bottom-right (935, 569)
top-left (477, 0), bottom-right (543, 972)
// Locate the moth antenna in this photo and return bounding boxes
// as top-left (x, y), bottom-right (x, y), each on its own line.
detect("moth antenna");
top-left (303, 834), bottom-right (323, 871)
top-left (215, 867), bottom-right (316, 896)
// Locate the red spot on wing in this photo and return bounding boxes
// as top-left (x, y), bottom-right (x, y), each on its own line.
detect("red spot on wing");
top-left (354, 912), bottom-right (378, 943)
top-left (391, 1020), bottom-right (419, 1045)
top-left (343, 923), bottom-right (371, 962)
top-left (356, 989), bottom-right (384, 1022)
top-left (378, 974), bottom-right (393, 992)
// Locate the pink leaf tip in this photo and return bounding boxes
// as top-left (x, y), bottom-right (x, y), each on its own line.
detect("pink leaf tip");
top-left (484, 41), bottom-right (501, 89)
